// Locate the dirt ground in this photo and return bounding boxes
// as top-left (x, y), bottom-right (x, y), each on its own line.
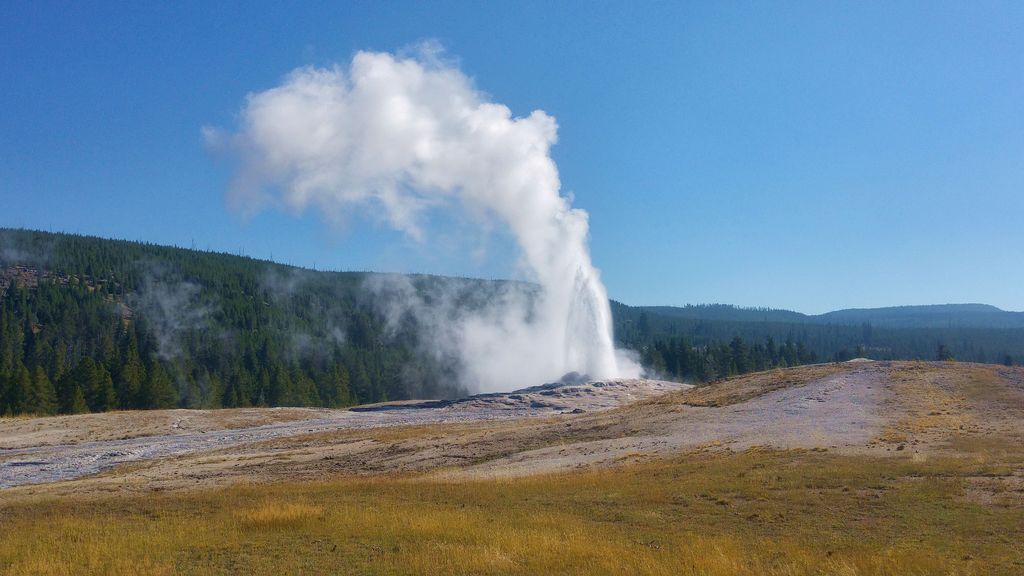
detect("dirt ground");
top-left (0, 408), bottom-right (332, 450)
top-left (0, 378), bottom-right (684, 491)
top-left (2, 361), bottom-right (1022, 500)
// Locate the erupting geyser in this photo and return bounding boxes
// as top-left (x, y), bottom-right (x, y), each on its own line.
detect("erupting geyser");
top-left (206, 45), bottom-right (640, 390)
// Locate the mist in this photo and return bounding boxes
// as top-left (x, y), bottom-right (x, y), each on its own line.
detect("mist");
top-left (207, 45), bottom-right (640, 391)
top-left (128, 267), bottom-right (212, 361)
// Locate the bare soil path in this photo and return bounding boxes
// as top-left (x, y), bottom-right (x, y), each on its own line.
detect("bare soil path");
top-left (461, 363), bottom-right (886, 478)
top-left (0, 379), bottom-right (682, 489)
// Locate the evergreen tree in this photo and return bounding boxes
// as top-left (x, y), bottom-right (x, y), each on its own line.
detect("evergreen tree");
top-left (255, 369), bottom-right (271, 406)
top-left (6, 363), bottom-right (31, 415)
top-left (142, 362), bottom-right (177, 409)
top-left (270, 366), bottom-right (292, 406)
top-left (796, 341), bottom-right (813, 364)
top-left (290, 365), bottom-right (320, 407)
top-left (91, 363), bottom-right (117, 412)
top-left (67, 383), bottom-right (89, 414)
top-left (74, 358), bottom-right (113, 412)
top-left (936, 344), bottom-right (954, 361)
top-left (765, 336), bottom-right (779, 366)
top-left (642, 346), bottom-right (667, 376)
top-left (699, 350), bottom-right (716, 382)
top-left (116, 347), bottom-right (146, 409)
top-left (328, 364), bottom-right (351, 406)
top-left (349, 358), bottom-right (371, 404)
top-left (782, 340), bottom-right (798, 367)
top-left (0, 374), bottom-right (7, 416)
top-left (204, 372), bottom-right (223, 409)
top-left (730, 336), bottom-right (749, 374)
top-left (26, 366), bottom-right (58, 415)
top-left (715, 342), bottom-right (733, 378)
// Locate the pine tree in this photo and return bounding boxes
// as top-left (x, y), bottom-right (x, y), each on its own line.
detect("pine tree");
top-left (674, 338), bottom-right (692, 379)
top-left (782, 340), bottom-right (798, 367)
top-left (256, 369), bottom-right (271, 406)
top-left (74, 357), bottom-right (99, 411)
top-left (765, 336), bottom-right (779, 367)
top-left (26, 366), bottom-right (58, 415)
top-left (142, 362), bottom-right (177, 409)
top-left (936, 344), bottom-right (954, 362)
top-left (67, 384), bottom-right (89, 414)
top-left (74, 358), bottom-right (116, 412)
top-left (0, 373), bottom-right (8, 416)
top-left (116, 348), bottom-right (146, 409)
top-left (91, 363), bottom-right (117, 412)
top-left (327, 364), bottom-right (351, 407)
top-left (642, 346), bottom-right (667, 376)
top-left (349, 358), bottom-right (371, 404)
top-left (290, 365), bottom-right (320, 407)
top-left (7, 363), bottom-right (31, 415)
top-left (796, 341), bottom-right (812, 365)
top-left (270, 366), bottom-right (293, 406)
top-left (204, 373), bottom-right (223, 409)
top-left (730, 336), bottom-right (749, 374)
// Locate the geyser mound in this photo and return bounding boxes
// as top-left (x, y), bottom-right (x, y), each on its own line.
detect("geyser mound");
top-left (207, 45), bottom-right (641, 391)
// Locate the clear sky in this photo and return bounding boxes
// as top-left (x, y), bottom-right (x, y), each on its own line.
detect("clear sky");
top-left (1, 1), bottom-right (1021, 313)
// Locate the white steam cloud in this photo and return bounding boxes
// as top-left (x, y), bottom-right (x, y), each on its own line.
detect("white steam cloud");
top-left (207, 46), bottom-right (640, 391)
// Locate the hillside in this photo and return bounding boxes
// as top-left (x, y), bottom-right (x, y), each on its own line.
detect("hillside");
top-left (0, 228), bottom-right (483, 415)
top-left (1, 228), bottom-right (1023, 418)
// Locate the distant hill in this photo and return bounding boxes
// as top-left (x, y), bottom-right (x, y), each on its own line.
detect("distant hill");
top-left (816, 304), bottom-right (1024, 329)
top-left (629, 303), bottom-right (1024, 330)
top-left (634, 304), bottom-right (809, 324)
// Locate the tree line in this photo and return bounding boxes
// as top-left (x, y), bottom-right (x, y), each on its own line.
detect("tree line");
top-left (612, 305), bottom-right (1022, 374)
top-left (1, 228), bottom-right (1021, 416)
top-left (0, 229), bottom-right (464, 416)
top-left (638, 335), bottom-right (819, 382)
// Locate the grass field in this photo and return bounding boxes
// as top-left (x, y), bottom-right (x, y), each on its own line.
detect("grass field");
top-left (2, 447), bottom-right (1022, 575)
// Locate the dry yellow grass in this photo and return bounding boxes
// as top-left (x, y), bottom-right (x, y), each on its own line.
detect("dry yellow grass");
top-left (874, 362), bottom-right (1023, 452)
top-left (236, 502), bottom-right (324, 528)
top-left (2, 448), bottom-right (1022, 575)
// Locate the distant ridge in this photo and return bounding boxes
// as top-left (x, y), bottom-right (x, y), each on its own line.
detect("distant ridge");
top-left (634, 304), bottom-right (809, 324)
top-left (627, 302), bottom-right (1024, 330)
top-left (817, 304), bottom-right (1024, 329)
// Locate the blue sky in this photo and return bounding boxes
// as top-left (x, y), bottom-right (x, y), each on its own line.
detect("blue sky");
top-left (1, 1), bottom-right (1021, 313)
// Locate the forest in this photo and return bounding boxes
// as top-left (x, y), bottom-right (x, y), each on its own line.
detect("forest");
top-left (1, 228), bottom-right (1021, 416)
top-left (613, 302), bottom-right (1022, 383)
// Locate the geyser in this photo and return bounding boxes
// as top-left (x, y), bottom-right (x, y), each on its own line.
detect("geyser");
top-left (207, 45), bottom-right (640, 390)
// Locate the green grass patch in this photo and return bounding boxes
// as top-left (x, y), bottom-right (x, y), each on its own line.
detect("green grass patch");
top-left (1, 449), bottom-right (1022, 575)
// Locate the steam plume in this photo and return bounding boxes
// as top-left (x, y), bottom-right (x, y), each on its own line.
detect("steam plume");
top-left (207, 46), bottom-right (639, 390)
